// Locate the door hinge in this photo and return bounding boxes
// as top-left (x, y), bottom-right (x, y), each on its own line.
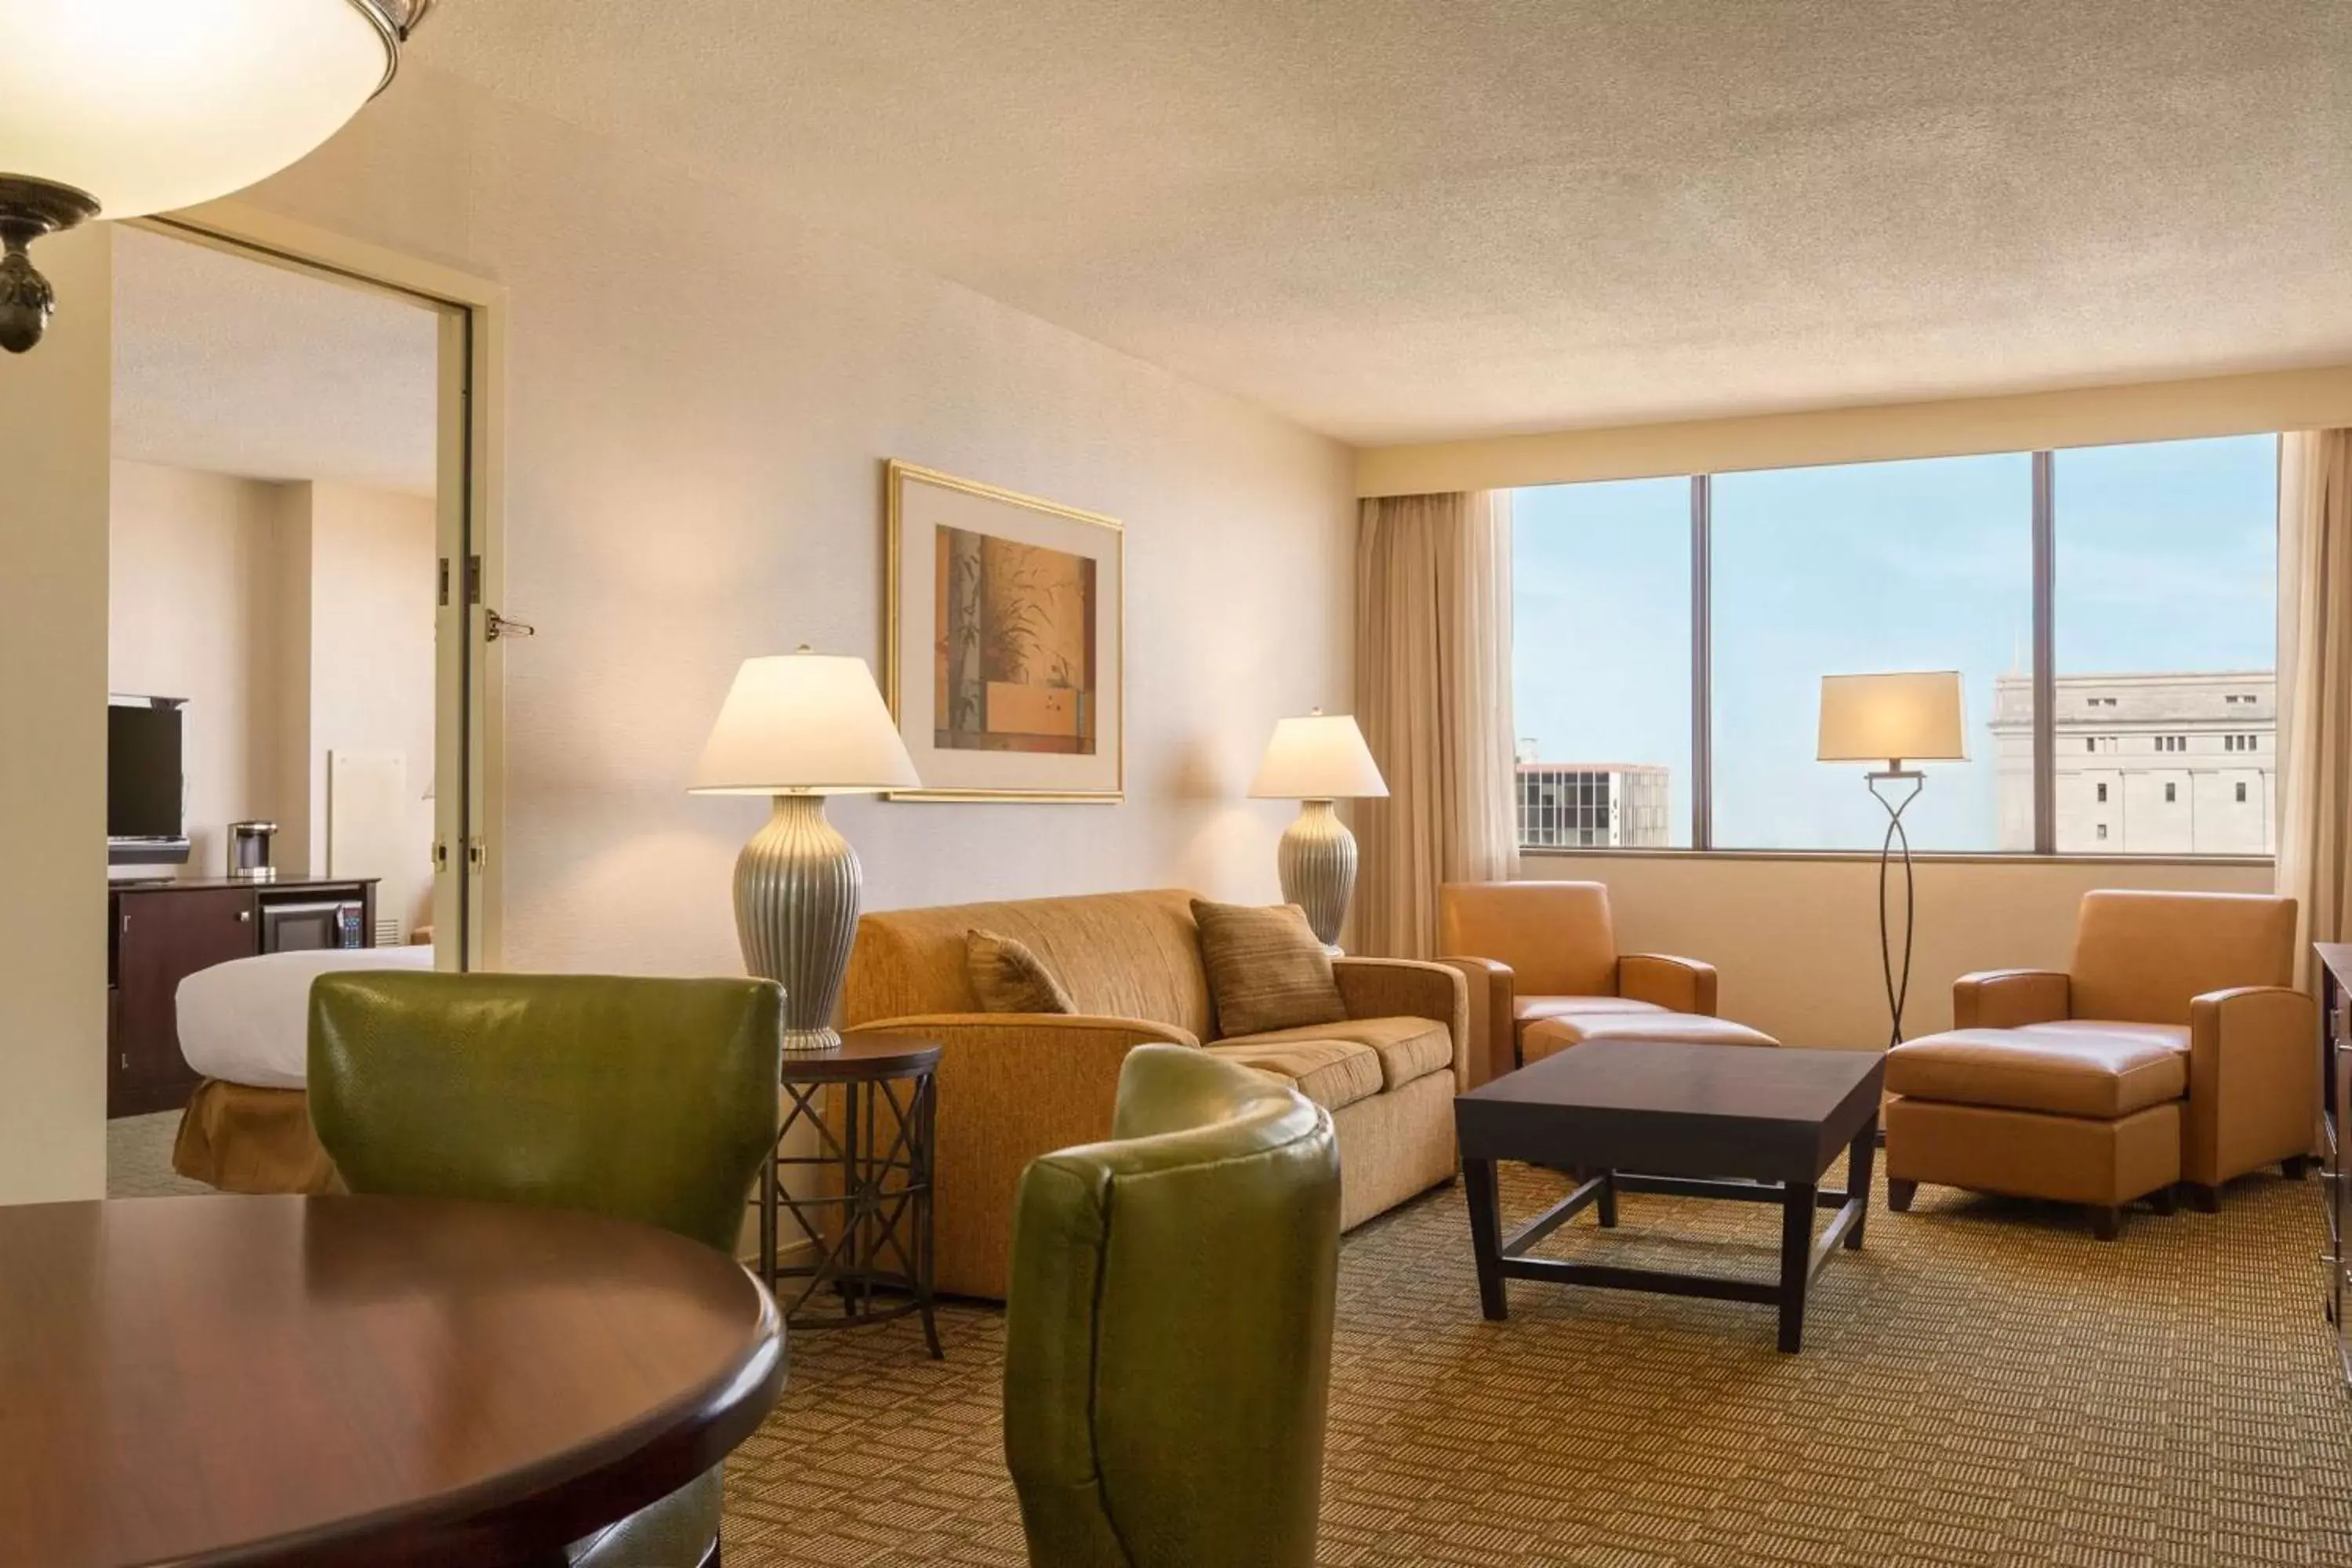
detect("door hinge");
top-left (485, 608), bottom-right (535, 642)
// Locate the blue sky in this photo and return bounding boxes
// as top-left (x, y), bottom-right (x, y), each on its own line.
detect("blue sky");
top-left (1512, 434), bottom-right (2278, 851)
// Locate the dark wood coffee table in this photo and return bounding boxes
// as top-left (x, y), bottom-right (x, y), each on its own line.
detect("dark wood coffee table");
top-left (1454, 1041), bottom-right (1884, 1352)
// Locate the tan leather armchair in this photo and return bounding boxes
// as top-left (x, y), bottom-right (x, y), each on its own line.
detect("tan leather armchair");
top-left (1889, 890), bottom-right (2316, 1229)
top-left (1439, 881), bottom-right (1764, 1083)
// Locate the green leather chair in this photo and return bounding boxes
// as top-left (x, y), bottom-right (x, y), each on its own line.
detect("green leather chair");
top-left (308, 970), bottom-right (783, 1568)
top-left (1002, 1044), bottom-right (1342, 1568)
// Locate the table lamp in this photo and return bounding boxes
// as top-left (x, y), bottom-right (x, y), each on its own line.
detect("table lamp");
top-left (1817, 671), bottom-right (1968, 1047)
top-left (691, 648), bottom-right (920, 1052)
top-left (1249, 710), bottom-right (1389, 953)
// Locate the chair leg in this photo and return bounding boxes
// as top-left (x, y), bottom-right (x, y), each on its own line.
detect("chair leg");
top-left (2285, 1155), bottom-right (2316, 1181)
top-left (2089, 1206), bottom-right (2122, 1242)
top-left (1886, 1178), bottom-right (1918, 1214)
top-left (2146, 1185), bottom-right (2178, 1217)
top-left (2183, 1182), bottom-right (2221, 1214)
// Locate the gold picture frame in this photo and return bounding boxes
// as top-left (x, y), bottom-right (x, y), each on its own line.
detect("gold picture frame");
top-left (884, 460), bottom-right (1125, 802)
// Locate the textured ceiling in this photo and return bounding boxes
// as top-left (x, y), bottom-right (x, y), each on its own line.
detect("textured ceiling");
top-left (113, 225), bottom-right (440, 494)
top-left (411, 1), bottom-right (2352, 443)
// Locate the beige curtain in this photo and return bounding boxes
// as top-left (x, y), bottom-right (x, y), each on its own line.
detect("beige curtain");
top-left (1352, 491), bottom-right (1519, 958)
top-left (2278, 429), bottom-right (2352, 985)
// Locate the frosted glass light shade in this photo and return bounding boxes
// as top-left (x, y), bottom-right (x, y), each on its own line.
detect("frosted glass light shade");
top-left (1250, 713), bottom-right (1389, 800)
top-left (1817, 672), bottom-right (1969, 764)
top-left (0, 1), bottom-right (412, 220)
top-left (690, 652), bottom-right (923, 796)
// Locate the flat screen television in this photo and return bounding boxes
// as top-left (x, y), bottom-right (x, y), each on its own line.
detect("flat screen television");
top-left (108, 697), bottom-right (189, 865)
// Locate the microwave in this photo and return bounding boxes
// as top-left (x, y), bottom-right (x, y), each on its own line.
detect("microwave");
top-left (261, 898), bottom-right (367, 953)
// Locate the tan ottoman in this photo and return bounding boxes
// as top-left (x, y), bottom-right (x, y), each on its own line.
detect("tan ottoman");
top-left (1521, 1011), bottom-right (1777, 1064)
top-left (1883, 1027), bottom-right (2184, 1240)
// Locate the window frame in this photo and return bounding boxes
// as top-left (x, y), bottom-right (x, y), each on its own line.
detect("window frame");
top-left (1519, 440), bottom-right (2278, 865)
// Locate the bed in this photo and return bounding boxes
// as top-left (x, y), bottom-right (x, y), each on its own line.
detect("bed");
top-left (169, 945), bottom-right (437, 1194)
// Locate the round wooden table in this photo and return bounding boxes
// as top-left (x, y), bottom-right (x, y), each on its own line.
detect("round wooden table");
top-left (0, 1195), bottom-right (786, 1568)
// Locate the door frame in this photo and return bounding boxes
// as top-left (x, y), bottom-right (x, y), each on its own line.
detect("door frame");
top-left (129, 200), bottom-right (509, 970)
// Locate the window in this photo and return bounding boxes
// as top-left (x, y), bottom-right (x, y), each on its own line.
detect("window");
top-left (1711, 452), bottom-right (2031, 851)
top-left (2053, 434), bottom-right (2279, 855)
top-left (1511, 477), bottom-right (1691, 847)
top-left (1510, 433), bottom-right (2279, 856)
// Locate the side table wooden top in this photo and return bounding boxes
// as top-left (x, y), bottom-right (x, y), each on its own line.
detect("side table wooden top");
top-left (0, 1194), bottom-right (784, 1568)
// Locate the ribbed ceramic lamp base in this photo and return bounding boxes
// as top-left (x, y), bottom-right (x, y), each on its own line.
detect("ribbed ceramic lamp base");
top-left (734, 793), bottom-right (860, 1053)
top-left (1278, 799), bottom-right (1357, 954)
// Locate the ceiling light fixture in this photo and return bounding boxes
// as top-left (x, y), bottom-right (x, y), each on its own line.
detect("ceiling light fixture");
top-left (0, 0), bottom-right (433, 354)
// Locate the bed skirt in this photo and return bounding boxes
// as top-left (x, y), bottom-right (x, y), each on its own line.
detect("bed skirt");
top-left (172, 1080), bottom-right (340, 1195)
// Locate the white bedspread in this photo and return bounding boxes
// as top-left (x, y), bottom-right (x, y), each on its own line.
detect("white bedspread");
top-left (176, 946), bottom-right (437, 1090)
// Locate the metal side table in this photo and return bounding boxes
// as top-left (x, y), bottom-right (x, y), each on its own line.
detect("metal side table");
top-left (757, 1032), bottom-right (942, 1359)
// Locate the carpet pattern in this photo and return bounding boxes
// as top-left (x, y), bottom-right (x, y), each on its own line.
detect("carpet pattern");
top-left (720, 1162), bottom-right (2352, 1568)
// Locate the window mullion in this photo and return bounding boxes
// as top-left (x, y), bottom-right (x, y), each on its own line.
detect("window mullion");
top-left (1692, 473), bottom-right (1713, 851)
top-left (2032, 450), bottom-right (2056, 855)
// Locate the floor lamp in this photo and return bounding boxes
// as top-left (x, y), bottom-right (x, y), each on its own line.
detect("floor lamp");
top-left (1817, 672), bottom-right (1968, 1048)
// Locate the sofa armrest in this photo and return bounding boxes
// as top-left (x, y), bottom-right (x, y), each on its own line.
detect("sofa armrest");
top-left (851, 1013), bottom-right (1198, 1299)
top-left (1331, 957), bottom-right (1473, 1093)
top-left (1951, 969), bottom-right (2070, 1029)
top-left (1436, 956), bottom-right (1513, 1083)
top-left (2185, 986), bottom-right (2318, 1186)
top-left (1618, 954), bottom-right (1718, 1016)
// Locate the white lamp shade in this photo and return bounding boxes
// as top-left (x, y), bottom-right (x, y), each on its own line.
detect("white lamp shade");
top-left (0, 1), bottom-right (404, 220)
top-left (1249, 713), bottom-right (1389, 800)
top-left (1817, 671), bottom-right (1969, 764)
top-left (689, 652), bottom-right (922, 796)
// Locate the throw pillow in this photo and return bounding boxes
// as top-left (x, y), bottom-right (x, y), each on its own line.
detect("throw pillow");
top-left (1191, 898), bottom-right (1348, 1037)
top-left (966, 929), bottom-right (1077, 1014)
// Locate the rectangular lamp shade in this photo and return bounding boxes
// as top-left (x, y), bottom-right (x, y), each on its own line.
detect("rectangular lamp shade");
top-left (688, 652), bottom-right (922, 795)
top-left (1817, 671), bottom-right (1969, 764)
top-left (1249, 713), bottom-right (1389, 800)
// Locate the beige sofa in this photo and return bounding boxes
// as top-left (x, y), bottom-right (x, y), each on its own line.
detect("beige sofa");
top-left (844, 889), bottom-right (1470, 1299)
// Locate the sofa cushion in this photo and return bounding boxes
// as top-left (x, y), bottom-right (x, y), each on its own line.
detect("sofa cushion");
top-left (965, 929), bottom-right (1076, 1014)
top-left (1523, 1011), bottom-right (1777, 1062)
top-left (1219, 1015), bottom-right (1453, 1091)
top-left (1203, 1040), bottom-right (1383, 1112)
top-left (1192, 900), bottom-right (1347, 1037)
top-left (845, 890), bottom-right (1215, 1037)
top-left (1885, 1025), bottom-right (2188, 1119)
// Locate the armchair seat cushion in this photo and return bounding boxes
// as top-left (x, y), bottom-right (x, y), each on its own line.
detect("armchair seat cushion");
top-left (1886, 1025), bottom-right (2188, 1120)
top-left (1523, 1011), bottom-right (1777, 1062)
top-left (1204, 1040), bottom-right (1383, 1112)
top-left (1220, 1016), bottom-right (1454, 1091)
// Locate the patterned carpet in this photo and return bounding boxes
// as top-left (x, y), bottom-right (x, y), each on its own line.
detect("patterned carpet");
top-left (720, 1161), bottom-right (2352, 1568)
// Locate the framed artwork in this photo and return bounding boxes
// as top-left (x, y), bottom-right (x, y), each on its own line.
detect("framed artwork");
top-left (884, 460), bottom-right (1124, 801)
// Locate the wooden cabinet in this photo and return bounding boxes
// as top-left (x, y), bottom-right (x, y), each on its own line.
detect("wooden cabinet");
top-left (106, 878), bottom-right (378, 1120)
top-left (2320, 943), bottom-right (2351, 1392)
top-left (111, 888), bottom-right (256, 1117)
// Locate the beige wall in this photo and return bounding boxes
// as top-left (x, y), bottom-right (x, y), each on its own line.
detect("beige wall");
top-left (219, 67), bottom-right (1356, 978)
top-left (294, 481), bottom-right (437, 931)
top-left (0, 225), bottom-right (111, 1203)
top-left (1359, 364), bottom-right (2352, 495)
top-left (1519, 853), bottom-right (2272, 1047)
top-left (108, 460), bottom-right (283, 879)
top-left (106, 466), bottom-right (435, 921)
